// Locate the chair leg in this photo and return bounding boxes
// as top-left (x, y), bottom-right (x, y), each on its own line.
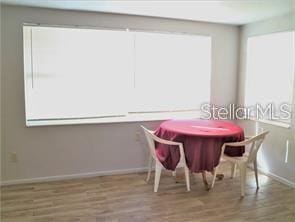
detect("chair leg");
top-left (172, 171), bottom-right (176, 177)
top-left (184, 166), bottom-right (190, 191)
top-left (154, 161), bottom-right (162, 192)
top-left (239, 163), bottom-right (246, 197)
top-left (146, 155), bottom-right (153, 182)
top-left (230, 162), bottom-right (237, 179)
top-left (211, 167), bottom-right (218, 189)
top-left (253, 159), bottom-right (259, 189)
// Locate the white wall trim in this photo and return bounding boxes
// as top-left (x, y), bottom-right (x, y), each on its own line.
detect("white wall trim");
top-left (248, 118), bottom-right (291, 129)
top-left (250, 165), bottom-right (295, 189)
top-left (258, 168), bottom-right (295, 188)
top-left (0, 167), bottom-right (150, 186)
top-left (2, 165), bottom-right (294, 188)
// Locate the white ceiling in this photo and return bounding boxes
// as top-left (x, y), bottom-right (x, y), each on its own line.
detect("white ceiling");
top-left (1, 0), bottom-right (295, 25)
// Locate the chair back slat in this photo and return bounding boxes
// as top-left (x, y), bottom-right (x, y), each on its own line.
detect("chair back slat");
top-left (141, 126), bottom-right (157, 160)
top-left (141, 125), bottom-right (186, 164)
top-left (220, 131), bottom-right (269, 164)
top-left (246, 131), bottom-right (269, 163)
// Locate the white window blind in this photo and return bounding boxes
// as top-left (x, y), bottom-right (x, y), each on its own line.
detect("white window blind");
top-left (245, 31), bottom-right (295, 122)
top-left (132, 32), bottom-right (211, 112)
top-left (23, 25), bottom-right (212, 125)
top-left (24, 26), bottom-right (133, 120)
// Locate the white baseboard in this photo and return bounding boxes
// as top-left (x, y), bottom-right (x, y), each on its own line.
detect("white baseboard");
top-left (251, 166), bottom-right (295, 188)
top-left (258, 168), bottom-right (295, 188)
top-left (0, 167), bottom-right (149, 186)
top-left (2, 166), bottom-right (294, 188)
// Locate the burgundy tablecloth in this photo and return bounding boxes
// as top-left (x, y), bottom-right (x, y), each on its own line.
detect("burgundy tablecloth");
top-left (155, 119), bottom-right (244, 173)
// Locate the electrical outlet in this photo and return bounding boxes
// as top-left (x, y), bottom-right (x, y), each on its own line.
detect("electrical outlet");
top-left (9, 152), bottom-right (18, 163)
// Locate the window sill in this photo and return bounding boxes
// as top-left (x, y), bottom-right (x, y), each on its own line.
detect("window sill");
top-left (249, 118), bottom-right (291, 129)
top-left (26, 110), bottom-right (202, 127)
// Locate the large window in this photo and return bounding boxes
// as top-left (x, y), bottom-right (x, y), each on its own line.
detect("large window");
top-left (23, 25), bottom-right (211, 126)
top-left (245, 31), bottom-right (295, 124)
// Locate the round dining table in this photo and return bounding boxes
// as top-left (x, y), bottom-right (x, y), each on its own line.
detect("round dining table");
top-left (155, 119), bottom-right (245, 187)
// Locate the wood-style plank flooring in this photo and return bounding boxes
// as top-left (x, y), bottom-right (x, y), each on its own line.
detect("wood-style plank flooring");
top-left (1, 165), bottom-right (295, 222)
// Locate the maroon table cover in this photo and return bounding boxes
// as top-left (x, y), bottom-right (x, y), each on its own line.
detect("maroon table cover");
top-left (155, 119), bottom-right (245, 173)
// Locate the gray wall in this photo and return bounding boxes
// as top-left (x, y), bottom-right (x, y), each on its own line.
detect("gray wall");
top-left (237, 12), bottom-right (295, 186)
top-left (1, 5), bottom-right (240, 183)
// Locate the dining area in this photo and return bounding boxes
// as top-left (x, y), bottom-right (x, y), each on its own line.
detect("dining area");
top-left (141, 119), bottom-right (268, 197)
top-left (1, 1), bottom-right (295, 222)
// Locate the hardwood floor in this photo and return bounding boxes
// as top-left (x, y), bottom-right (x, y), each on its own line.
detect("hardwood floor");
top-left (1, 165), bottom-right (295, 222)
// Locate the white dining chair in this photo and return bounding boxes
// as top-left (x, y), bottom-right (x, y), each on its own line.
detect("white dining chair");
top-left (141, 126), bottom-right (190, 192)
top-left (211, 131), bottom-right (269, 197)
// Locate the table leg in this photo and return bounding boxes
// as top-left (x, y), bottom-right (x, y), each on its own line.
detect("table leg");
top-left (202, 171), bottom-right (225, 191)
top-left (210, 170), bottom-right (225, 180)
top-left (201, 171), bottom-right (210, 190)
top-left (195, 170), bottom-right (225, 190)
top-left (216, 173), bottom-right (225, 180)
